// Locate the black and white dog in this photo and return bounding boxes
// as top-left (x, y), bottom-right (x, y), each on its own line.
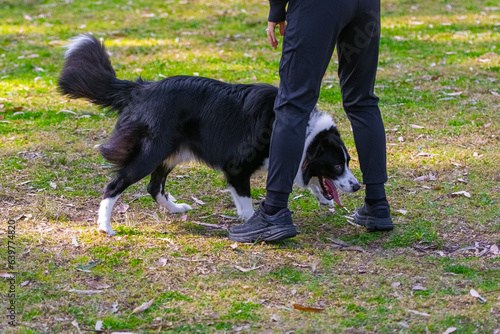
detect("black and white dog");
top-left (58, 35), bottom-right (360, 236)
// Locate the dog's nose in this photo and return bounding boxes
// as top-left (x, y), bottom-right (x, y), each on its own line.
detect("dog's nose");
top-left (352, 182), bottom-right (361, 192)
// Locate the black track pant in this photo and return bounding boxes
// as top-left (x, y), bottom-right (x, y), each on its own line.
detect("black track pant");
top-left (266, 0), bottom-right (387, 207)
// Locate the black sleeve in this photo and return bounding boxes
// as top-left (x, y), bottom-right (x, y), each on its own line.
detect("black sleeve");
top-left (268, 0), bottom-right (288, 22)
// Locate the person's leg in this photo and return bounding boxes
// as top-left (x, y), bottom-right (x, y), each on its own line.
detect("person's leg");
top-left (336, 0), bottom-right (393, 231)
top-left (265, 0), bottom-right (356, 211)
top-left (229, 0), bottom-right (356, 242)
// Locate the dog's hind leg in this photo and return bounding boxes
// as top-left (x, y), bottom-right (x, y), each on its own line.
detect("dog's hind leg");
top-left (226, 175), bottom-right (254, 221)
top-left (147, 165), bottom-right (192, 213)
top-left (97, 153), bottom-right (166, 236)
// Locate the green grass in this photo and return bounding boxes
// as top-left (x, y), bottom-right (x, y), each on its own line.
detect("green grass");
top-left (0, 0), bottom-right (499, 333)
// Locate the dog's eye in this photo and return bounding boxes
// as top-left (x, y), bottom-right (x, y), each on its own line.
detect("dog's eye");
top-left (335, 165), bottom-right (343, 172)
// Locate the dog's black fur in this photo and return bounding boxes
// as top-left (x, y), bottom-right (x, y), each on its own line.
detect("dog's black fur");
top-left (58, 35), bottom-right (359, 235)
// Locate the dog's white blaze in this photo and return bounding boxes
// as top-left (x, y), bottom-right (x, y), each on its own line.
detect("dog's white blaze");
top-left (294, 109), bottom-right (337, 188)
top-left (64, 34), bottom-right (95, 58)
top-left (228, 186), bottom-right (254, 221)
top-left (97, 196), bottom-right (119, 236)
top-left (334, 146), bottom-right (360, 193)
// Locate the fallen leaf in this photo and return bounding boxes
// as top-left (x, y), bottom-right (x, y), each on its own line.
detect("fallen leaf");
top-left (132, 298), bottom-right (155, 314)
top-left (410, 124), bottom-right (425, 129)
top-left (406, 309), bottom-right (430, 317)
top-left (443, 327), bottom-right (457, 334)
top-left (220, 214), bottom-right (239, 220)
top-left (444, 91), bottom-right (463, 96)
top-left (397, 209), bottom-right (408, 215)
top-left (110, 302), bottom-right (119, 314)
top-left (451, 191), bottom-right (471, 198)
top-left (340, 246), bottom-right (365, 252)
top-left (86, 280), bottom-right (111, 290)
top-left (180, 215), bottom-right (188, 221)
top-left (68, 289), bottom-right (103, 294)
top-left (392, 36), bottom-right (409, 41)
top-left (189, 221), bottom-right (226, 229)
top-left (77, 259), bottom-right (102, 270)
top-left (490, 244), bottom-right (499, 255)
top-left (191, 196), bottom-right (206, 206)
top-left (233, 324), bottom-right (251, 331)
top-left (72, 237), bottom-right (79, 247)
top-left (155, 258), bottom-right (168, 266)
top-left (0, 271), bottom-right (15, 278)
top-left (57, 109), bottom-right (76, 115)
top-left (327, 238), bottom-right (351, 247)
top-left (293, 304), bottom-right (324, 313)
top-left (230, 242), bottom-right (238, 250)
top-left (397, 321), bottom-right (410, 328)
top-left (95, 321), bottom-right (103, 331)
top-left (49, 182), bottom-right (57, 189)
top-left (412, 285), bottom-right (427, 291)
top-left (234, 265), bottom-right (263, 272)
top-left (455, 246), bottom-right (476, 252)
top-left (391, 282), bottom-right (401, 288)
top-left (71, 320), bottom-right (82, 334)
top-left (470, 288), bottom-right (486, 303)
top-left (310, 260), bottom-right (320, 273)
top-left (115, 202), bottom-right (129, 213)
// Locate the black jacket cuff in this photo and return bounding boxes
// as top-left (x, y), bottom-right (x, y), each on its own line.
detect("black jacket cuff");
top-left (268, 0), bottom-right (287, 22)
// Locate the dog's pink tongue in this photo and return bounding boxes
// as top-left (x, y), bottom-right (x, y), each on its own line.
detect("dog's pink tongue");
top-left (324, 178), bottom-right (343, 207)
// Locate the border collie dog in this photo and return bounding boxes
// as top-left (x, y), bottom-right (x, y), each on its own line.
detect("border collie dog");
top-left (58, 35), bottom-right (360, 236)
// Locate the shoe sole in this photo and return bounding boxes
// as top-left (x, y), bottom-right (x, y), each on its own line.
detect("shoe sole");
top-left (229, 225), bottom-right (297, 243)
top-left (353, 213), bottom-right (394, 232)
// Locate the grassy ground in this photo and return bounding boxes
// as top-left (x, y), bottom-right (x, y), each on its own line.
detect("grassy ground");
top-left (0, 0), bottom-right (499, 333)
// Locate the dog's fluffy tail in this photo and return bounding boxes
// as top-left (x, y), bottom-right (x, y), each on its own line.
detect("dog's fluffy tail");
top-left (58, 34), bottom-right (139, 113)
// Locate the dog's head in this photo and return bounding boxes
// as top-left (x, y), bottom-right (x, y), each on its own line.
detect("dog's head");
top-left (296, 121), bottom-right (360, 207)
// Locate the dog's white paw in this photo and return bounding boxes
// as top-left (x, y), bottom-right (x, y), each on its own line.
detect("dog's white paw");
top-left (98, 227), bottom-right (116, 236)
top-left (239, 210), bottom-right (254, 221)
top-left (169, 203), bottom-right (192, 213)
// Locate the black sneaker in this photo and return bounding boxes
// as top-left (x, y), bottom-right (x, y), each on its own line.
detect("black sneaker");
top-left (229, 202), bottom-right (297, 243)
top-left (353, 200), bottom-right (394, 232)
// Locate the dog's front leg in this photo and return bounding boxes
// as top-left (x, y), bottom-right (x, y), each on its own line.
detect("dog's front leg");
top-left (97, 196), bottom-right (119, 236)
top-left (228, 186), bottom-right (254, 221)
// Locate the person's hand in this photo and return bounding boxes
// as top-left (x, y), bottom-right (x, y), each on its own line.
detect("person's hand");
top-left (267, 21), bottom-right (285, 49)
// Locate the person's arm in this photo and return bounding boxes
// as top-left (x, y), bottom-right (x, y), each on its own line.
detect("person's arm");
top-left (267, 0), bottom-right (287, 49)
top-left (268, 0), bottom-right (288, 23)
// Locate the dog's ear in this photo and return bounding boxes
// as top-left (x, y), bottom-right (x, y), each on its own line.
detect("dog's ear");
top-left (305, 137), bottom-right (323, 161)
top-left (301, 156), bottom-right (312, 185)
